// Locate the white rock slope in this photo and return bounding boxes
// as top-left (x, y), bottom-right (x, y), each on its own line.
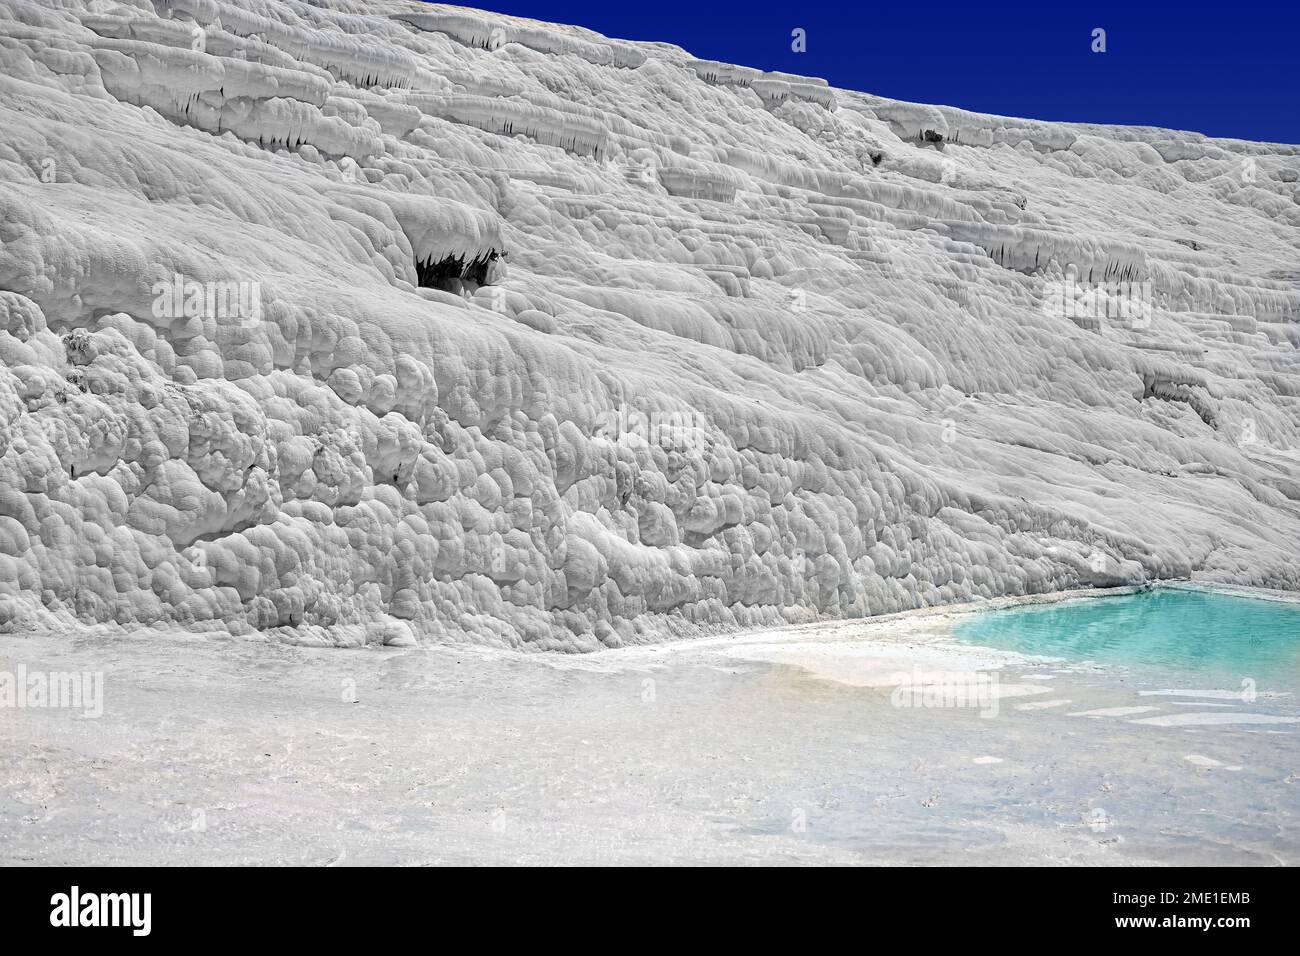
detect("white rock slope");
top-left (1, 0), bottom-right (1297, 650)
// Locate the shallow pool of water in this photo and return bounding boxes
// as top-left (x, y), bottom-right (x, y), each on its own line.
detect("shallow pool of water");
top-left (953, 588), bottom-right (1300, 689)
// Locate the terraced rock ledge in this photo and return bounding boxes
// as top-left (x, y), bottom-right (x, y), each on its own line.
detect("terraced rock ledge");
top-left (1, 0), bottom-right (1298, 650)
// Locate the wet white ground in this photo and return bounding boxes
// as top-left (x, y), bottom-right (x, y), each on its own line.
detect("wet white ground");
top-left (3, 602), bottom-right (1297, 865)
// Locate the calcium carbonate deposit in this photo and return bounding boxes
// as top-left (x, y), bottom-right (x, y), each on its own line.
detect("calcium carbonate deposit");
top-left (1, 0), bottom-right (1298, 651)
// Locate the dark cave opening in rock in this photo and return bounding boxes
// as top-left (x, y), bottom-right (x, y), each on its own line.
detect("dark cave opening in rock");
top-left (416, 249), bottom-right (503, 293)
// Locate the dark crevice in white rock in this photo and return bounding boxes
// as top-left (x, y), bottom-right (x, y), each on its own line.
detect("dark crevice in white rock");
top-left (415, 249), bottom-right (502, 291)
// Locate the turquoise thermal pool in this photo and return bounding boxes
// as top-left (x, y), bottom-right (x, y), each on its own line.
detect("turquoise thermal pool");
top-left (952, 588), bottom-right (1300, 689)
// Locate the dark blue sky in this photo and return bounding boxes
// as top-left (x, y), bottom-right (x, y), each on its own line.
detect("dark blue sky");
top-left (450, 1), bottom-right (1300, 144)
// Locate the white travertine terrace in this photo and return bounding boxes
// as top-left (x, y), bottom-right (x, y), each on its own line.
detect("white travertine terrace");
top-left (0, 0), bottom-right (1297, 650)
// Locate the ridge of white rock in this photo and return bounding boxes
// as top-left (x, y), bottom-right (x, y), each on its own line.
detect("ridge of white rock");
top-left (0, 0), bottom-right (1297, 650)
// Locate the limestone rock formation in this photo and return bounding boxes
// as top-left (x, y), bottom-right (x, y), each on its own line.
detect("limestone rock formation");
top-left (1, 0), bottom-right (1297, 649)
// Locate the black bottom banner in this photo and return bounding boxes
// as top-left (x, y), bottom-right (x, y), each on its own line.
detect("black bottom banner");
top-left (0, 866), bottom-right (1289, 944)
